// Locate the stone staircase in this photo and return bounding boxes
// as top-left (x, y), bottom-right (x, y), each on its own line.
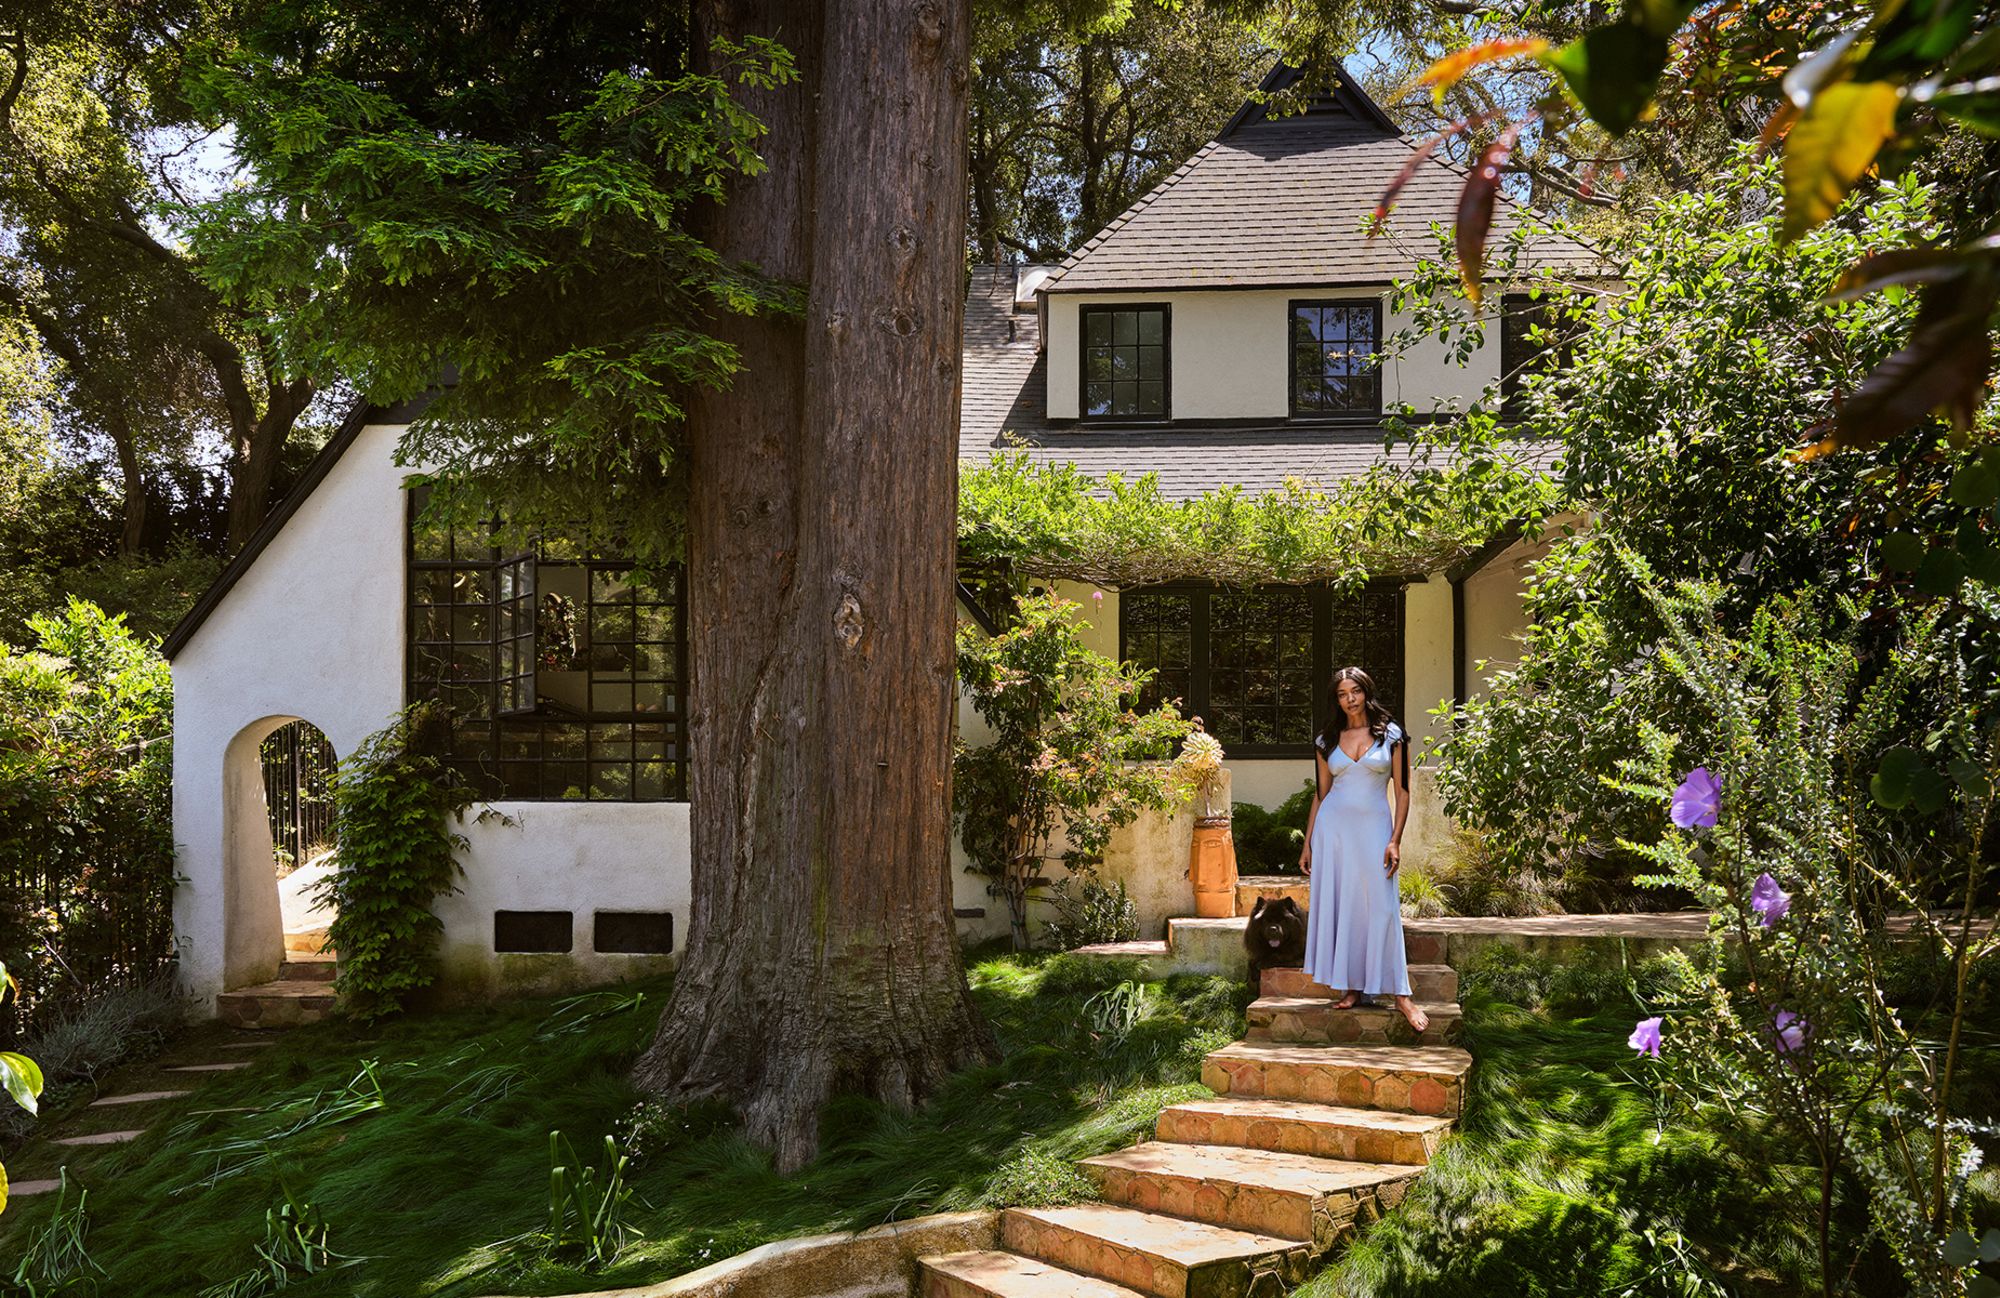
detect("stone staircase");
top-left (920, 918), bottom-right (1470, 1298)
top-left (215, 933), bottom-right (338, 1029)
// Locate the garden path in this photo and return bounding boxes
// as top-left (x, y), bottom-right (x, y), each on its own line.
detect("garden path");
top-left (918, 891), bottom-right (1468, 1298)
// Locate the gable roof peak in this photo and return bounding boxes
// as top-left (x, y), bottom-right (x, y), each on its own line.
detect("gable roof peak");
top-left (1219, 59), bottom-right (1399, 140)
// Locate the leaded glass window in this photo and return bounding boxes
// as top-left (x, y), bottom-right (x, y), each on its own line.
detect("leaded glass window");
top-left (1289, 300), bottom-right (1381, 417)
top-left (1119, 582), bottom-right (1405, 755)
top-left (1081, 305), bottom-right (1169, 420)
top-left (408, 487), bottom-right (687, 801)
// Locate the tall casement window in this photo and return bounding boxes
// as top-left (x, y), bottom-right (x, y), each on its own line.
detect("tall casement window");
top-left (1500, 293), bottom-right (1553, 416)
top-left (1081, 304), bottom-right (1169, 420)
top-left (1120, 582), bottom-right (1405, 756)
top-left (407, 486), bottom-right (688, 801)
top-left (1289, 300), bottom-right (1382, 417)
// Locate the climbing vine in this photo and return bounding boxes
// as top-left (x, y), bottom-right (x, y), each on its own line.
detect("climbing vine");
top-left (319, 705), bottom-right (476, 1021)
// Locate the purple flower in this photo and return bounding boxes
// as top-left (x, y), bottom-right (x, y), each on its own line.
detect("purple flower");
top-left (1772, 1009), bottom-right (1809, 1054)
top-left (1628, 1016), bottom-right (1663, 1058)
top-left (1670, 766), bottom-right (1721, 829)
top-left (1750, 872), bottom-right (1792, 927)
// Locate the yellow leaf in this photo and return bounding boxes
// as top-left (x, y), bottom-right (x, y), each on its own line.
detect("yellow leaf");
top-left (1414, 39), bottom-right (1549, 104)
top-left (1783, 81), bottom-right (1900, 242)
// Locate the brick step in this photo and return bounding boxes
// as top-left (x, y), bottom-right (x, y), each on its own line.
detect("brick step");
top-left (279, 953), bottom-right (337, 983)
top-left (1155, 1098), bottom-right (1454, 1167)
top-left (1233, 877), bottom-right (1309, 916)
top-left (1079, 1141), bottom-right (1418, 1252)
top-left (1262, 964), bottom-right (1458, 1004)
top-left (1201, 1042), bottom-right (1473, 1117)
top-left (1246, 997), bottom-right (1462, 1047)
top-left (921, 1250), bottom-right (1148, 1298)
top-left (1003, 1204), bottom-right (1307, 1298)
top-left (215, 981), bottom-right (336, 1029)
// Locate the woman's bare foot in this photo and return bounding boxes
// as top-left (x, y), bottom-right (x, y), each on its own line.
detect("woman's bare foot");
top-left (1395, 995), bottom-right (1430, 1034)
top-left (1332, 990), bottom-right (1361, 1010)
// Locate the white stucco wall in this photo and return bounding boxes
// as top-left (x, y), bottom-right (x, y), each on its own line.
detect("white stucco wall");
top-left (1043, 289), bottom-right (1497, 421)
top-left (170, 421), bottom-right (695, 1014)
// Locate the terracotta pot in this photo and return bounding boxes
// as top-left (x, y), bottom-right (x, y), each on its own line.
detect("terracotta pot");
top-left (1189, 816), bottom-right (1238, 919)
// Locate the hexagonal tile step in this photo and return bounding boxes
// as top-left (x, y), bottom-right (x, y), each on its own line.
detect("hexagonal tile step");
top-left (1201, 1042), bottom-right (1473, 1117)
top-left (1154, 1097), bottom-right (1455, 1166)
top-left (216, 981), bottom-right (336, 1029)
top-left (1246, 997), bottom-right (1462, 1047)
top-left (278, 954), bottom-right (337, 983)
top-left (920, 1249), bottom-right (1149, 1298)
top-left (1003, 1203), bottom-right (1308, 1298)
top-left (1261, 964), bottom-right (1459, 1004)
top-left (1077, 1141), bottom-right (1419, 1251)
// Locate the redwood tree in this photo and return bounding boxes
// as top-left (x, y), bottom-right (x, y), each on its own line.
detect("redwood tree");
top-left (632, 0), bottom-right (997, 1169)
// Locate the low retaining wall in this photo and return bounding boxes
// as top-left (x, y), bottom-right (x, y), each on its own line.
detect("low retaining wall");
top-left (482, 1210), bottom-right (999, 1298)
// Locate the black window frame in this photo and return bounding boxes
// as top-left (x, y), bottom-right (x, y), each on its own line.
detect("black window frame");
top-left (406, 487), bottom-right (689, 803)
top-left (1078, 303), bottom-right (1172, 423)
top-left (1499, 292), bottom-right (1553, 418)
top-left (1288, 298), bottom-right (1384, 420)
top-left (1118, 580), bottom-right (1407, 759)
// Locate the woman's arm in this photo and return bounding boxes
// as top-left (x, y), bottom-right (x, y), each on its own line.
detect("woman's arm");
top-left (1384, 733), bottom-right (1412, 877)
top-left (1300, 749), bottom-right (1331, 874)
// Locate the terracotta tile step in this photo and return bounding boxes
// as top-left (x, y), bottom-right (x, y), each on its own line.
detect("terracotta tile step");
top-left (1262, 964), bottom-right (1458, 1003)
top-left (1233, 878), bottom-right (1309, 916)
top-left (921, 1250), bottom-right (1148, 1298)
top-left (1246, 997), bottom-right (1462, 1046)
top-left (216, 981), bottom-right (337, 1030)
top-left (1201, 1042), bottom-right (1473, 1117)
top-left (1155, 1097), bottom-right (1455, 1166)
top-left (1003, 1203), bottom-right (1308, 1298)
top-left (1080, 1141), bottom-right (1419, 1253)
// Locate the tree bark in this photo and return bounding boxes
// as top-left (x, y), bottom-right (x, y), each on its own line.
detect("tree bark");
top-left (222, 373), bottom-right (314, 551)
top-left (631, 0), bottom-right (996, 1174)
top-left (106, 408), bottom-right (147, 557)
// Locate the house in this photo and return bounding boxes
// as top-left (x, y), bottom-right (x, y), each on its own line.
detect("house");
top-left (165, 62), bottom-right (1592, 1016)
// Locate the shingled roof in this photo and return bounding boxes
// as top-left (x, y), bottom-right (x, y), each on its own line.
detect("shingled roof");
top-left (1041, 62), bottom-right (1598, 294)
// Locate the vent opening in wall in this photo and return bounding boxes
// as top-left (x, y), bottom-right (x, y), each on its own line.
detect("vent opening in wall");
top-left (594, 911), bottom-right (674, 955)
top-left (494, 910), bottom-right (573, 953)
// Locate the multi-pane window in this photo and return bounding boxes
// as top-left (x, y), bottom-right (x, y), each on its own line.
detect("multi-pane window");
top-left (1500, 293), bottom-right (1552, 416)
top-left (1119, 582), bottom-right (1405, 756)
top-left (1081, 305), bottom-right (1169, 420)
top-left (1289, 300), bottom-right (1381, 417)
top-left (408, 488), bottom-right (687, 802)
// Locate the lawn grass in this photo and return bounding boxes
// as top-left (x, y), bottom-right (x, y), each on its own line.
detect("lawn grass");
top-left (0, 946), bottom-right (1245, 1297)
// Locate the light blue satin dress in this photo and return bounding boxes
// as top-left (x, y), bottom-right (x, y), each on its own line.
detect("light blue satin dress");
top-left (1302, 721), bottom-right (1412, 997)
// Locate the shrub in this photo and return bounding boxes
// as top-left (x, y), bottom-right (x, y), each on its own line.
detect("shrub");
top-left (982, 1148), bottom-right (1098, 1208)
top-left (955, 593), bottom-right (1193, 949)
top-left (1229, 781), bottom-right (1313, 874)
top-left (317, 704), bottom-right (475, 1021)
top-left (1420, 825), bottom-right (1562, 918)
top-left (1040, 876), bottom-right (1138, 950)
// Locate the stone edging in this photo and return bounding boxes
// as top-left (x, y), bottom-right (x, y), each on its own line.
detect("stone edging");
top-left (474, 1209), bottom-right (999, 1298)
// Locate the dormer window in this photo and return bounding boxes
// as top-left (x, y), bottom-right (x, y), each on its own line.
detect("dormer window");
top-left (1289, 300), bottom-right (1381, 417)
top-left (1081, 305), bottom-right (1169, 421)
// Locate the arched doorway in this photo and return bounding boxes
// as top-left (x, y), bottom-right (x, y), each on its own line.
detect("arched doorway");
top-left (221, 716), bottom-right (337, 989)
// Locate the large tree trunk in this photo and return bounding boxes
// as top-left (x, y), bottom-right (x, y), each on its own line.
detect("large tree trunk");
top-left (631, 0), bottom-right (995, 1174)
top-left (218, 363), bottom-right (313, 552)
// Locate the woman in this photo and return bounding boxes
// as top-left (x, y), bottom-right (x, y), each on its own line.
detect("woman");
top-left (1298, 666), bottom-right (1427, 1032)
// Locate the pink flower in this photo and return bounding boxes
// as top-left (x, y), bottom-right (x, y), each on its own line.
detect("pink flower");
top-left (1670, 766), bottom-right (1720, 829)
top-left (1628, 1016), bottom-right (1663, 1058)
top-left (1091, 589), bottom-right (1105, 607)
top-left (1750, 872), bottom-right (1791, 927)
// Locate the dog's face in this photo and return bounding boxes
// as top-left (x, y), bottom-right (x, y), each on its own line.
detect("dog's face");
top-left (1247, 896), bottom-right (1304, 949)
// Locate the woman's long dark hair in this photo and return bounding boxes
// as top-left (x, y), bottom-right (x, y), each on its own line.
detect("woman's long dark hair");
top-left (1315, 666), bottom-right (1400, 757)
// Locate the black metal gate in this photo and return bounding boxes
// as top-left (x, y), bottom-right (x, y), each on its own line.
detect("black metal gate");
top-left (260, 722), bottom-right (338, 873)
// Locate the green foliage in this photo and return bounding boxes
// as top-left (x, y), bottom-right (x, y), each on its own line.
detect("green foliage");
top-left (1426, 156), bottom-right (1996, 902)
top-left (614, 1100), bottom-right (736, 1169)
top-left (0, 600), bottom-right (175, 1025)
top-left (196, 1186), bottom-right (361, 1298)
top-left (1040, 876), bottom-right (1139, 950)
top-left (183, 6), bottom-right (798, 561)
top-left (1610, 568), bottom-right (1998, 1294)
top-left (537, 1133), bottom-right (635, 1269)
top-left (955, 592), bottom-right (1195, 949)
top-left (317, 706), bottom-right (475, 1021)
top-left (981, 1147), bottom-right (1099, 1208)
top-left (3, 1170), bottom-right (101, 1294)
top-left (1229, 781), bottom-right (1314, 874)
top-left (959, 451), bottom-right (1544, 590)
